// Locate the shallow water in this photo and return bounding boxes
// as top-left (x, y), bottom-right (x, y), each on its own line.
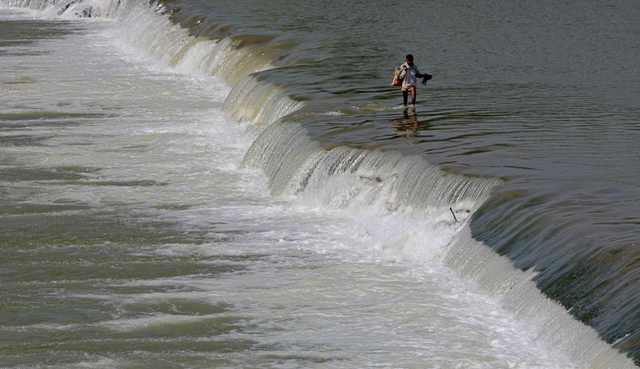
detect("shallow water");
top-left (0, 1), bottom-right (639, 368)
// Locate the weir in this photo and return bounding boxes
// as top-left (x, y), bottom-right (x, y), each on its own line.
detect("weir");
top-left (1, 0), bottom-right (637, 367)
top-left (224, 75), bottom-right (303, 126)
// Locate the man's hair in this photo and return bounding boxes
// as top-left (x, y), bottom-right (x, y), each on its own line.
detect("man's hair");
top-left (405, 54), bottom-right (414, 62)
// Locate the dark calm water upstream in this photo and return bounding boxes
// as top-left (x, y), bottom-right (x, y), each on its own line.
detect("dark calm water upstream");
top-left (1, 0), bottom-right (639, 368)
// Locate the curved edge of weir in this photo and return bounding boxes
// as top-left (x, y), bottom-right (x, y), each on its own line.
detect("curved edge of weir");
top-left (1, 0), bottom-right (636, 367)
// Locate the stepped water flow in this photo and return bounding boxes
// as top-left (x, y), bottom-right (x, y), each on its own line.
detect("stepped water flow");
top-left (1, 0), bottom-right (638, 367)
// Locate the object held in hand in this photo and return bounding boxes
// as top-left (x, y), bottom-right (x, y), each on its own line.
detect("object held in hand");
top-left (391, 67), bottom-right (403, 86)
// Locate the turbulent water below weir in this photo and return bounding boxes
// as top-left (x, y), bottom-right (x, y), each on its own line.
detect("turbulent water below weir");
top-left (1, 0), bottom-right (640, 368)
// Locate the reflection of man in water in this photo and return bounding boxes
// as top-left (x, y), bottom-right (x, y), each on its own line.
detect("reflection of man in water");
top-left (392, 109), bottom-right (421, 137)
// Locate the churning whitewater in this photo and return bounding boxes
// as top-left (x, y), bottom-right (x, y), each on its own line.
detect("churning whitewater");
top-left (0, 0), bottom-right (637, 368)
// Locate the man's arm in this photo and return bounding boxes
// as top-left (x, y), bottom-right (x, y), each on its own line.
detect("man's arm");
top-left (417, 71), bottom-right (432, 80)
top-left (414, 65), bottom-right (430, 79)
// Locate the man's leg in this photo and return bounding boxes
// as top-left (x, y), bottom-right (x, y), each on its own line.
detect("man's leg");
top-left (409, 86), bottom-right (417, 105)
top-left (402, 89), bottom-right (408, 106)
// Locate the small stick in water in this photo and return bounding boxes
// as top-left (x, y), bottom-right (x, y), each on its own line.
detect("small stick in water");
top-left (450, 207), bottom-right (458, 223)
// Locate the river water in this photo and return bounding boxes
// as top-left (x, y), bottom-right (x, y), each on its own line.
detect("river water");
top-left (0, 0), bottom-right (639, 368)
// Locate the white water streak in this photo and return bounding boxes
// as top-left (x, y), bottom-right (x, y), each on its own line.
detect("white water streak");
top-left (0, 0), bottom-right (635, 367)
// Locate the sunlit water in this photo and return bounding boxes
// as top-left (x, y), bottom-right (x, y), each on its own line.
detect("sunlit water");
top-left (0, 1), bottom-right (638, 368)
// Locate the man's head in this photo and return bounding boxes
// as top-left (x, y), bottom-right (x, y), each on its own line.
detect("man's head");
top-left (405, 54), bottom-right (414, 63)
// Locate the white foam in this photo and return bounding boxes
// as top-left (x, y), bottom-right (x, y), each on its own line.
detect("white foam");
top-left (97, 313), bottom-right (218, 332)
top-left (0, 1), bottom-right (635, 368)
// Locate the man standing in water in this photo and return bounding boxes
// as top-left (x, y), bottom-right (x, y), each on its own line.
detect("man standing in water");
top-left (397, 54), bottom-right (431, 106)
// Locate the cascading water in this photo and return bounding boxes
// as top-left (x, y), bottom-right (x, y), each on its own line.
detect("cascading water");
top-left (1, 0), bottom-right (638, 368)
